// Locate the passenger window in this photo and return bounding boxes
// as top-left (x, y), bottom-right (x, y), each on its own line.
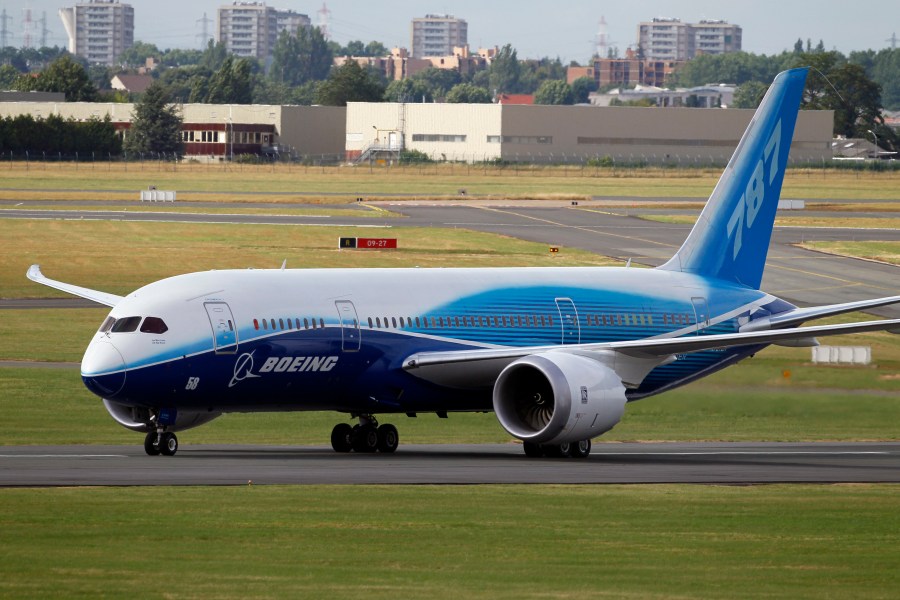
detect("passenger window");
top-left (99, 316), bottom-right (116, 332)
top-left (253, 319), bottom-right (259, 331)
top-left (279, 318), bottom-right (285, 330)
top-left (263, 319), bottom-right (268, 330)
top-left (140, 317), bottom-right (169, 334)
top-left (110, 316), bottom-right (141, 333)
top-left (270, 319), bottom-right (276, 330)
top-left (304, 318), bottom-right (309, 329)
top-left (368, 317), bottom-right (374, 328)
top-left (319, 318), bottom-right (324, 328)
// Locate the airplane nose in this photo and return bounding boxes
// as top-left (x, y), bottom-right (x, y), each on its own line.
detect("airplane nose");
top-left (81, 340), bottom-right (127, 397)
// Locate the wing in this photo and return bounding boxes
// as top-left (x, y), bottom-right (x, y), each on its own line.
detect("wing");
top-left (740, 295), bottom-right (900, 332)
top-left (27, 265), bottom-right (124, 308)
top-left (403, 317), bottom-right (900, 388)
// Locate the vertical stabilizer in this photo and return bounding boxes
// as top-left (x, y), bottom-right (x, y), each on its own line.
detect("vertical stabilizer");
top-left (658, 68), bottom-right (808, 289)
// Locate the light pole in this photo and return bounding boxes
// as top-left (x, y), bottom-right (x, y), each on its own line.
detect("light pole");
top-left (867, 129), bottom-right (879, 158)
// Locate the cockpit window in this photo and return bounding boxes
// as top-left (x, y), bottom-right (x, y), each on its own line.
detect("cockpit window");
top-left (99, 316), bottom-right (116, 333)
top-left (140, 317), bottom-right (169, 334)
top-left (110, 316), bottom-right (141, 333)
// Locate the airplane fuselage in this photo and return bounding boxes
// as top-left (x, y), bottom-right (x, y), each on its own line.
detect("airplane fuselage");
top-left (81, 266), bottom-right (786, 414)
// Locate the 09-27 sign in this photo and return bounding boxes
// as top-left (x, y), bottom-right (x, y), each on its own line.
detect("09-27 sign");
top-left (339, 237), bottom-right (398, 250)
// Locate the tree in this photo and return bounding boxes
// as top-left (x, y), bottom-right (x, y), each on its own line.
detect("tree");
top-left (119, 41), bottom-right (161, 68)
top-left (518, 57), bottom-right (566, 93)
top-left (489, 44), bottom-right (522, 93)
top-left (410, 67), bottom-right (461, 100)
top-left (124, 81), bottom-right (183, 155)
top-left (445, 83), bottom-right (492, 103)
top-left (270, 27), bottom-right (332, 86)
top-left (794, 51), bottom-right (883, 139)
top-left (0, 65), bottom-right (20, 88)
top-left (384, 78), bottom-right (432, 103)
top-left (200, 56), bottom-right (253, 104)
top-left (199, 40), bottom-right (229, 71)
top-left (571, 76), bottom-right (597, 103)
top-left (534, 80), bottom-right (574, 105)
top-left (14, 55), bottom-right (98, 101)
top-left (365, 41), bottom-right (388, 57)
top-left (732, 81), bottom-right (769, 108)
top-left (314, 61), bottom-right (385, 106)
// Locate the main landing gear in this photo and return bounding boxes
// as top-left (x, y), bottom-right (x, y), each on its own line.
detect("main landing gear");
top-left (143, 429), bottom-right (178, 456)
top-left (523, 439), bottom-right (591, 459)
top-left (331, 415), bottom-right (399, 454)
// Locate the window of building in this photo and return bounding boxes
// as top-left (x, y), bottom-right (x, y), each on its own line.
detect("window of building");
top-left (411, 134), bottom-right (467, 143)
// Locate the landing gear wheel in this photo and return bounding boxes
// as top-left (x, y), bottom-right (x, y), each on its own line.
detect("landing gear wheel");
top-left (143, 431), bottom-right (161, 456)
top-left (159, 432), bottom-right (178, 456)
top-left (331, 423), bottom-right (354, 453)
top-left (376, 424), bottom-right (399, 453)
top-left (352, 424), bottom-right (379, 453)
top-left (523, 442), bottom-right (544, 458)
top-left (570, 439), bottom-right (591, 459)
top-left (546, 443), bottom-right (572, 458)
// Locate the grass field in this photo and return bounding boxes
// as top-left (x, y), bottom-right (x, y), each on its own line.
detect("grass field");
top-left (799, 241), bottom-right (900, 266)
top-left (2, 162), bottom-right (899, 201)
top-left (1, 484), bottom-right (898, 599)
top-left (2, 171), bottom-right (898, 599)
top-left (3, 220), bottom-right (614, 298)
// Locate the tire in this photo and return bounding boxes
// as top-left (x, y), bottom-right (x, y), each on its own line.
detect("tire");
top-left (330, 423), bottom-right (354, 453)
top-left (570, 439), bottom-right (591, 459)
top-left (546, 443), bottom-right (571, 458)
top-left (160, 432), bottom-right (178, 456)
top-left (143, 432), bottom-right (161, 456)
top-left (376, 424), bottom-right (399, 453)
top-left (352, 424), bottom-right (379, 453)
top-left (523, 442), bottom-right (544, 458)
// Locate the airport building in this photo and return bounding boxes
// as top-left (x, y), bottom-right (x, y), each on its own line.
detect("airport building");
top-left (0, 101), bottom-right (345, 161)
top-left (59, 0), bottom-right (134, 66)
top-left (345, 102), bottom-right (833, 165)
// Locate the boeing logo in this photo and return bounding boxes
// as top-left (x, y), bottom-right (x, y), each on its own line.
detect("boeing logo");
top-left (229, 351), bottom-right (262, 388)
top-left (259, 355), bottom-right (339, 374)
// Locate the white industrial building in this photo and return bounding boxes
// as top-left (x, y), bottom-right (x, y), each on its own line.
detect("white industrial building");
top-left (345, 102), bottom-right (832, 165)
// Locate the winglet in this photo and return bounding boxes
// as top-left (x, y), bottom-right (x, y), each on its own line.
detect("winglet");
top-left (27, 264), bottom-right (124, 307)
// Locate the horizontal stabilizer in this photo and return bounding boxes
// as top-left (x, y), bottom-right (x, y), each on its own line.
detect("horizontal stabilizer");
top-left (27, 265), bottom-right (123, 308)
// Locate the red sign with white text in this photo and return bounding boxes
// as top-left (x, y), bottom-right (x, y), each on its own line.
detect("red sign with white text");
top-left (356, 238), bottom-right (398, 249)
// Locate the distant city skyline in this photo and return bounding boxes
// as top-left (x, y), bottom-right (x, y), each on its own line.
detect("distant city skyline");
top-left (2, 0), bottom-right (898, 61)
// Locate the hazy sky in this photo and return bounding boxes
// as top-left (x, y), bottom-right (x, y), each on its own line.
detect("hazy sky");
top-left (3, 0), bottom-right (898, 61)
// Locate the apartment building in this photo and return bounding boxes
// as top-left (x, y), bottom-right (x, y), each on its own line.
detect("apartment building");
top-left (217, 2), bottom-right (310, 61)
top-left (638, 18), bottom-right (741, 61)
top-left (59, 0), bottom-right (134, 66)
top-left (411, 14), bottom-right (467, 58)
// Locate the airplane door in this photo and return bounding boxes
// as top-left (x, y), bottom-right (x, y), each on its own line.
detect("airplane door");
top-left (555, 297), bottom-right (580, 344)
top-left (204, 302), bottom-right (238, 354)
top-left (691, 296), bottom-right (709, 335)
top-left (335, 300), bottom-right (361, 352)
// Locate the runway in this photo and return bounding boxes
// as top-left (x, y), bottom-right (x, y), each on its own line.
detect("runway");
top-left (2, 442), bottom-right (899, 486)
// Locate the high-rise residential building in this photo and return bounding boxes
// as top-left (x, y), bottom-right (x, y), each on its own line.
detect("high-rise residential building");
top-left (411, 14), bottom-right (467, 58)
top-left (637, 18), bottom-right (741, 61)
top-left (59, 0), bottom-right (134, 66)
top-left (217, 2), bottom-right (310, 62)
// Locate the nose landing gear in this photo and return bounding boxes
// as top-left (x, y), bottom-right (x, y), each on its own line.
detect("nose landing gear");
top-left (331, 415), bottom-right (398, 454)
top-left (143, 428), bottom-right (178, 457)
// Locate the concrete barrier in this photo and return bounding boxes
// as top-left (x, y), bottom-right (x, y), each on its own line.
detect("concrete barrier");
top-left (140, 190), bottom-right (177, 202)
top-left (777, 199), bottom-right (805, 210)
top-left (811, 346), bottom-right (871, 365)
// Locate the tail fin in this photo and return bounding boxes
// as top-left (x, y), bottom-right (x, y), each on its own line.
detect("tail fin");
top-left (659, 67), bottom-right (808, 289)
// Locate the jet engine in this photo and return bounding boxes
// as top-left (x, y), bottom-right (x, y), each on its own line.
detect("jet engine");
top-left (102, 399), bottom-right (221, 433)
top-left (492, 352), bottom-right (627, 445)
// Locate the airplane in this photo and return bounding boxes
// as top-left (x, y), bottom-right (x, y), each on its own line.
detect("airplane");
top-left (28, 67), bottom-right (900, 458)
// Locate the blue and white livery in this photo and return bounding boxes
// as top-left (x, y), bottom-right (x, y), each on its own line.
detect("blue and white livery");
top-left (28, 68), bottom-right (900, 458)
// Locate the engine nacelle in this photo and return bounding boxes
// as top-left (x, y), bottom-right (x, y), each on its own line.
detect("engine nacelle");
top-left (102, 399), bottom-right (221, 433)
top-left (493, 352), bottom-right (627, 445)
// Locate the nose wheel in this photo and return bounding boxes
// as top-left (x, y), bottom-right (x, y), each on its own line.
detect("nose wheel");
top-left (331, 416), bottom-right (398, 454)
top-left (143, 430), bottom-right (178, 456)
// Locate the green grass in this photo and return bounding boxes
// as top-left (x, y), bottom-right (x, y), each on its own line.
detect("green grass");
top-left (0, 485), bottom-right (898, 599)
top-left (2, 162), bottom-right (899, 201)
top-left (800, 241), bottom-right (900, 266)
top-left (4, 219), bottom-right (614, 298)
